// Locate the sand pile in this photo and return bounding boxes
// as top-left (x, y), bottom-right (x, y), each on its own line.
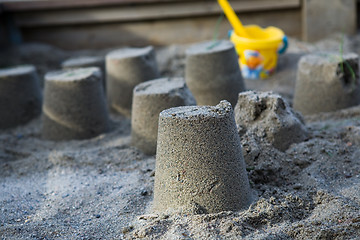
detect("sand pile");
top-left (0, 34), bottom-right (360, 239)
top-left (234, 91), bottom-right (308, 151)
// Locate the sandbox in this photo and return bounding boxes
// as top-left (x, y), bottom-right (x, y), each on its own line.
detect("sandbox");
top-left (0, 35), bottom-right (360, 240)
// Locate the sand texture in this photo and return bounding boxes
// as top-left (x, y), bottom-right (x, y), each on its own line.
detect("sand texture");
top-left (234, 91), bottom-right (309, 151)
top-left (1, 33), bottom-right (360, 239)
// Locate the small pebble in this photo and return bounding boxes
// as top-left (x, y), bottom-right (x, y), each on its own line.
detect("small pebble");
top-left (62, 193), bottom-right (69, 198)
top-left (16, 134), bottom-right (23, 139)
top-left (122, 226), bottom-right (134, 234)
top-left (140, 190), bottom-right (148, 196)
top-left (344, 172), bottom-right (352, 178)
top-left (138, 214), bottom-right (159, 220)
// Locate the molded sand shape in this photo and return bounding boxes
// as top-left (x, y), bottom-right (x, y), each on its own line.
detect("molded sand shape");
top-left (0, 65), bottom-right (42, 129)
top-left (234, 91), bottom-right (308, 151)
top-left (154, 100), bottom-right (252, 214)
top-left (131, 77), bottom-right (196, 155)
top-left (185, 40), bottom-right (245, 107)
top-left (62, 56), bottom-right (106, 89)
top-left (293, 52), bottom-right (360, 115)
top-left (106, 46), bottom-right (160, 117)
top-left (42, 67), bottom-right (110, 140)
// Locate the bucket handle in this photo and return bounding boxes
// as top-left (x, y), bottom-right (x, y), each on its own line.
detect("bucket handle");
top-left (278, 35), bottom-right (288, 54)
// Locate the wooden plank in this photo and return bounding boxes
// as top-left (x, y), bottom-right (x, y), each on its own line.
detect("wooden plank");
top-left (21, 8), bottom-right (301, 49)
top-left (2, 0), bottom-right (190, 11)
top-left (3, 0), bottom-right (300, 12)
top-left (13, 0), bottom-right (300, 27)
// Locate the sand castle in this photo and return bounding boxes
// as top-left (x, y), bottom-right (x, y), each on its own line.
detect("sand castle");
top-left (106, 46), bottom-right (160, 117)
top-left (293, 52), bottom-right (360, 115)
top-left (153, 100), bottom-right (252, 214)
top-left (61, 56), bottom-right (106, 89)
top-left (234, 91), bottom-right (308, 151)
top-left (185, 40), bottom-right (245, 107)
top-left (131, 77), bottom-right (196, 155)
top-left (0, 65), bottom-right (42, 129)
top-left (42, 67), bottom-right (110, 140)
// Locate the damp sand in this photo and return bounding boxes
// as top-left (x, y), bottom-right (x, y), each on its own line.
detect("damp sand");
top-left (1, 33), bottom-right (360, 239)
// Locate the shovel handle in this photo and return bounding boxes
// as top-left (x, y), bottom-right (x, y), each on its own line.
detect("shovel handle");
top-left (217, 0), bottom-right (249, 38)
top-left (278, 35), bottom-right (288, 54)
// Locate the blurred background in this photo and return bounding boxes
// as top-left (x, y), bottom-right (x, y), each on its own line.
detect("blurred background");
top-left (0, 0), bottom-right (358, 50)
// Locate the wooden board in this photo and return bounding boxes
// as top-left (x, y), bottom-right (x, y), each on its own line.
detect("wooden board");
top-left (11, 0), bottom-right (300, 27)
top-left (20, 9), bottom-right (301, 49)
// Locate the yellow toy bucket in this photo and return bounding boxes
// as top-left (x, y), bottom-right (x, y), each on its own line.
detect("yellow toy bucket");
top-left (229, 25), bottom-right (288, 79)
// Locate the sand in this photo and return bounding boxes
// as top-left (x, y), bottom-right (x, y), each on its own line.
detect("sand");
top-left (0, 33), bottom-right (360, 239)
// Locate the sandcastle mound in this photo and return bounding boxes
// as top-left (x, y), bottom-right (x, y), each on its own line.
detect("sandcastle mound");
top-left (42, 67), bottom-right (110, 140)
top-left (185, 40), bottom-right (245, 107)
top-left (0, 65), bottom-right (42, 129)
top-left (62, 56), bottom-right (106, 89)
top-left (234, 91), bottom-right (309, 151)
top-left (294, 52), bottom-right (360, 115)
top-left (131, 77), bottom-right (196, 155)
top-left (106, 46), bottom-right (160, 117)
top-left (154, 101), bottom-right (252, 214)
